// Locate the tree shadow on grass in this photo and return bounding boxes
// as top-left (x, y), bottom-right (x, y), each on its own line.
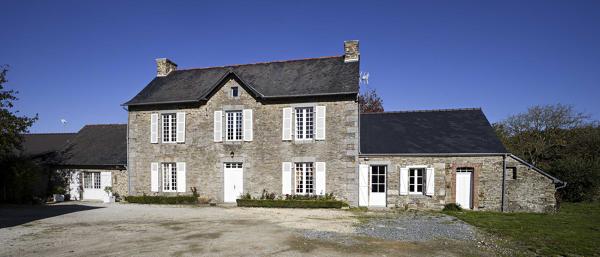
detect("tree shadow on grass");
top-left (0, 203), bottom-right (104, 228)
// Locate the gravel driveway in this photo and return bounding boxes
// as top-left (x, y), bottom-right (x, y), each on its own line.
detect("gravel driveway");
top-left (0, 202), bottom-right (504, 257)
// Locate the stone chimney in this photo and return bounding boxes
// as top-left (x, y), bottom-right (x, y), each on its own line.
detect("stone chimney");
top-left (344, 40), bottom-right (359, 63)
top-left (156, 58), bottom-right (177, 77)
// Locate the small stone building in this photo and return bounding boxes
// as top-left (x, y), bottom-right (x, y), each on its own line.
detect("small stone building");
top-left (60, 124), bottom-right (128, 201)
top-left (359, 110), bottom-right (562, 212)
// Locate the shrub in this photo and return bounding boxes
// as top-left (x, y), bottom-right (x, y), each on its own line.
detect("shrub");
top-left (124, 195), bottom-right (198, 204)
top-left (284, 193), bottom-right (336, 201)
top-left (236, 199), bottom-right (345, 208)
top-left (240, 192), bottom-right (252, 200)
top-left (443, 203), bottom-right (463, 211)
top-left (260, 189), bottom-right (277, 200)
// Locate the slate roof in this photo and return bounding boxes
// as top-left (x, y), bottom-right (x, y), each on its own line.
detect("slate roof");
top-left (360, 109), bottom-right (508, 155)
top-left (21, 133), bottom-right (76, 157)
top-left (61, 124), bottom-right (127, 166)
top-left (124, 56), bottom-right (359, 106)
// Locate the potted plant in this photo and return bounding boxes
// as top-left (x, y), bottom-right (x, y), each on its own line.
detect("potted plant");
top-left (52, 186), bottom-right (66, 202)
top-left (103, 186), bottom-right (115, 203)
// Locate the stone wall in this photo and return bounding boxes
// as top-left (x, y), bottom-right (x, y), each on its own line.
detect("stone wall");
top-left (358, 155), bottom-right (556, 212)
top-left (128, 78), bottom-right (359, 204)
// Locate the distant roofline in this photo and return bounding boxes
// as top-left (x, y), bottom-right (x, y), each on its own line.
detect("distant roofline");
top-left (360, 108), bottom-right (482, 115)
top-left (24, 132), bottom-right (77, 135)
top-left (177, 55), bottom-right (344, 72)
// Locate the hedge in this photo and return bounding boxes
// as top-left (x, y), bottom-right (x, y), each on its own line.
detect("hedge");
top-left (236, 199), bottom-right (345, 208)
top-left (124, 195), bottom-right (198, 204)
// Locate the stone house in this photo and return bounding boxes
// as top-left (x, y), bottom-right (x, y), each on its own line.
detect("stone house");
top-left (121, 40), bottom-right (563, 212)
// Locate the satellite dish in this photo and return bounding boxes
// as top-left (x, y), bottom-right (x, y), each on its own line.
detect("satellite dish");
top-left (359, 72), bottom-right (369, 85)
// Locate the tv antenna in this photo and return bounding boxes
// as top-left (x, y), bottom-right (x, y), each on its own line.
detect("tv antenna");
top-left (359, 71), bottom-right (369, 85)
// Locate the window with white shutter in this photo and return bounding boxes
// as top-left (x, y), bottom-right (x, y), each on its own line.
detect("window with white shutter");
top-left (226, 111), bottom-right (243, 141)
top-left (315, 105), bottom-right (326, 140)
top-left (176, 112), bottom-right (185, 143)
top-left (359, 164), bottom-right (369, 206)
top-left (150, 113), bottom-right (158, 144)
top-left (282, 108), bottom-right (292, 140)
top-left (295, 162), bottom-right (314, 194)
top-left (214, 111), bottom-right (222, 142)
top-left (243, 109), bottom-right (253, 141)
top-left (295, 107), bottom-right (314, 140)
top-left (151, 162), bottom-right (159, 192)
top-left (282, 162), bottom-right (292, 195)
top-left (162, 163), bottom-right (177, 192)
top-left (426, 168), bottom-right (435, 196)
top-left (315, 162), bottom-right (326, 195)
top-left (162, 113), bottom-right (177, 143)
top-left (400, 168), bottom-right (409, 195)
top-left (176, 162), bottom-right (186, 192)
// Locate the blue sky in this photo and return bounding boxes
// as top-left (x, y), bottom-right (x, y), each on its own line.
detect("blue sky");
top-left (2, 0), bottom-right (599, 133)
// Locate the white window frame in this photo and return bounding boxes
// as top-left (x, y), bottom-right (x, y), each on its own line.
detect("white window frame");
top-left (83, 172), bottom-right (101, 189)
top-left (408, 166), bottom-right (426, 195)
top-left (294, 162), bottom-right (314, 195)
top-left (295, 107), bottom-right (314, 140)
top-left (370, 165), bottom-right (387, 193)
top-left (161, 113), bottom-right (177, 143)
top-left (226, 110), bottom-right (243, 141)
top-left (162, 163), bottom-right (177, 192)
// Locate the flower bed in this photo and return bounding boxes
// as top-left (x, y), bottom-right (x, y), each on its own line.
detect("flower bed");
top-left (124, 195), bottom-right (198, 204)
top-left (236, 199), bottom-right (345, 208)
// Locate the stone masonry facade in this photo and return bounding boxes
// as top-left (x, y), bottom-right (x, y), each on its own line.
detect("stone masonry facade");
top-left (358, 156), bottom-right (556, 212)
top-left (128, 78), bottom-right (359, 204)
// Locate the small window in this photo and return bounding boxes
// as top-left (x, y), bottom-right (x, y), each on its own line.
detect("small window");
top-left (231, 87), bottom-right (239, 97)
top-left (83, 172), bottom-right (101, 189)
top-left (295, 162), bottom-right (314, 194)
top-left (409, 168), bottom-right (425, 194)
top-left (162, 113), bottom-right (177, 143)
top-left (162, 163), bottom-right (177, 192)
top-left (371, 165), bottom-right (386, 193)
top-left (508, 167), bottom-right (517, 180)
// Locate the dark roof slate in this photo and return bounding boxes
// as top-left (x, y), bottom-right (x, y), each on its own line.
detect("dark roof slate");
top-left (61, 124), bottom-right (127, 166)
top-left (124, 56), bottom-right (359, 106)
top-left (360, 109), bottom-right (508, 154)
top-left (21, 133), bottom-right (76, 157)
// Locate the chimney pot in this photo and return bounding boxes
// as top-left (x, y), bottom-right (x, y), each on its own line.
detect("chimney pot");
top-left (156, 58), bottom-right (177, 77)
top-left (344, 40), bottom-right (359, 63)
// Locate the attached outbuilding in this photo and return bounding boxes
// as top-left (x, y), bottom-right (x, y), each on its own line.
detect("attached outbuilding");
top-left (358, 109), bottom-right (563, 212)
top-left (60, 124), bottom-right (127, 202)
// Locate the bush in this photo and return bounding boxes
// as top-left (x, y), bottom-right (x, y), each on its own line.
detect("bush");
top-left (125, 195), bottom-right (198, 204)
top-left (284, 193), bottom-right (336, 201)
top-left (236, 199), bottom-right (345, 208)
top-left (443, 203), bottom-right (463, 211)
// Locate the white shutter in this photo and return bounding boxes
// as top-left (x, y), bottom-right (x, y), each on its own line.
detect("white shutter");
top-left (359, 164), bottom-right (369, 206)
top-left (100, 172), bottom-right (112, 189)
top-left (400, 168), bottom-right (409, 195)
top-left (151, 162), bottom-right (159, 192)
top-left (243, 109), bottom-right (253, 141)
top-left (282, 108), bottom-right (292, 140)
top-left (150, 113), bottom-right (158, 144)
top-left (426, 168), bottom-right (435, 196)
top-left (282, 162), bottom-right (292, 195)
top-left (176, 112), bottom-right (185, 143)
top-left (177, 162), bottom-right (186, 193)
top-left (315, 105), bottom-right (326, 140)
top-left (214, 111), bottom-right (222, 142)
top-left (315, 162), bottom-right (326, 195)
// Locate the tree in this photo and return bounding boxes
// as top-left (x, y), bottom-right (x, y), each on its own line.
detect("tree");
top-left (494, 104), bottom-right (600, 202)
top-left (0, 65), bottom-right (38, 157)
top-left (493, 104), bottom-right (589, 166)
top-left (359, 88), bottom-right (384, 113)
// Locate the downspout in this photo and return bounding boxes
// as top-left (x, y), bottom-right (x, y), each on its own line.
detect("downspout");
top-left (501, 154), bottom-right (507, 212)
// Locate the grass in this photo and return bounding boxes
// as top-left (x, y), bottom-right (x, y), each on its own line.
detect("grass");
top-left (445, 202), bottom-right (600, 256)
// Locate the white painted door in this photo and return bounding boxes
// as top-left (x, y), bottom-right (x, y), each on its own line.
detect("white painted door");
top-left (369, 165), bottom-right (386, 206)
top-left (224, 163), bottom-right (243, 203)
top-left (456, 171), bottom-right (472, 209)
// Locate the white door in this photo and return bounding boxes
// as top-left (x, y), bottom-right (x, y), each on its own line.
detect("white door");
top-left (369, 165), bottom-right (386, 206)
top-left (224, 163), bottom-right (243, 203)
top-left (456, 171), bottom-right (472, 209)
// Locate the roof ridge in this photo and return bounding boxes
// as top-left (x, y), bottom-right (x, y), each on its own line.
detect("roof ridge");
top-left (176, 55), bottom-right (344, 72)
top-left (361, 108), bottom-right (482, 115)
top-left (82, 123), bottom-right (127, 126)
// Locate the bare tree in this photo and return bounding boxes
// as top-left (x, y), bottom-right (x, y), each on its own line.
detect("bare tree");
top-left (359, 88), bottom-right (384, 113)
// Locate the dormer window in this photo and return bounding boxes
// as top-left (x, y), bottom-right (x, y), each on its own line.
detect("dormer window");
top-left (231, 87), bottom-right (239, 97)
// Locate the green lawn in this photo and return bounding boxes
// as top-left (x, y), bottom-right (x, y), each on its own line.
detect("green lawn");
top-left (446, 202), bottom-right (600, 256)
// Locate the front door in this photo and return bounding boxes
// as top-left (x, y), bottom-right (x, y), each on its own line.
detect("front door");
top-left (224, 163), bottom-right (243, 203)
top-left (456, 168), bottom-right (473, 209)
top-left (369, 165), bottom-right (386, 206)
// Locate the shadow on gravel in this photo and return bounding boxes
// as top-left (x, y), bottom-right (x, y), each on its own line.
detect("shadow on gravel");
top-left (0, 203), bottom-right (103, 228)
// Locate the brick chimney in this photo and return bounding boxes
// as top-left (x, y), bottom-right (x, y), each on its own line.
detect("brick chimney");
top-left (344, 40), bottom-right (359, 63)
top-left (156, 58), bottom-right (177, 77)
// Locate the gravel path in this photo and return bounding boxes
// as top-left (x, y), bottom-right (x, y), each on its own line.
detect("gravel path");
top-left (355, 212), bottom-right (476, 241)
